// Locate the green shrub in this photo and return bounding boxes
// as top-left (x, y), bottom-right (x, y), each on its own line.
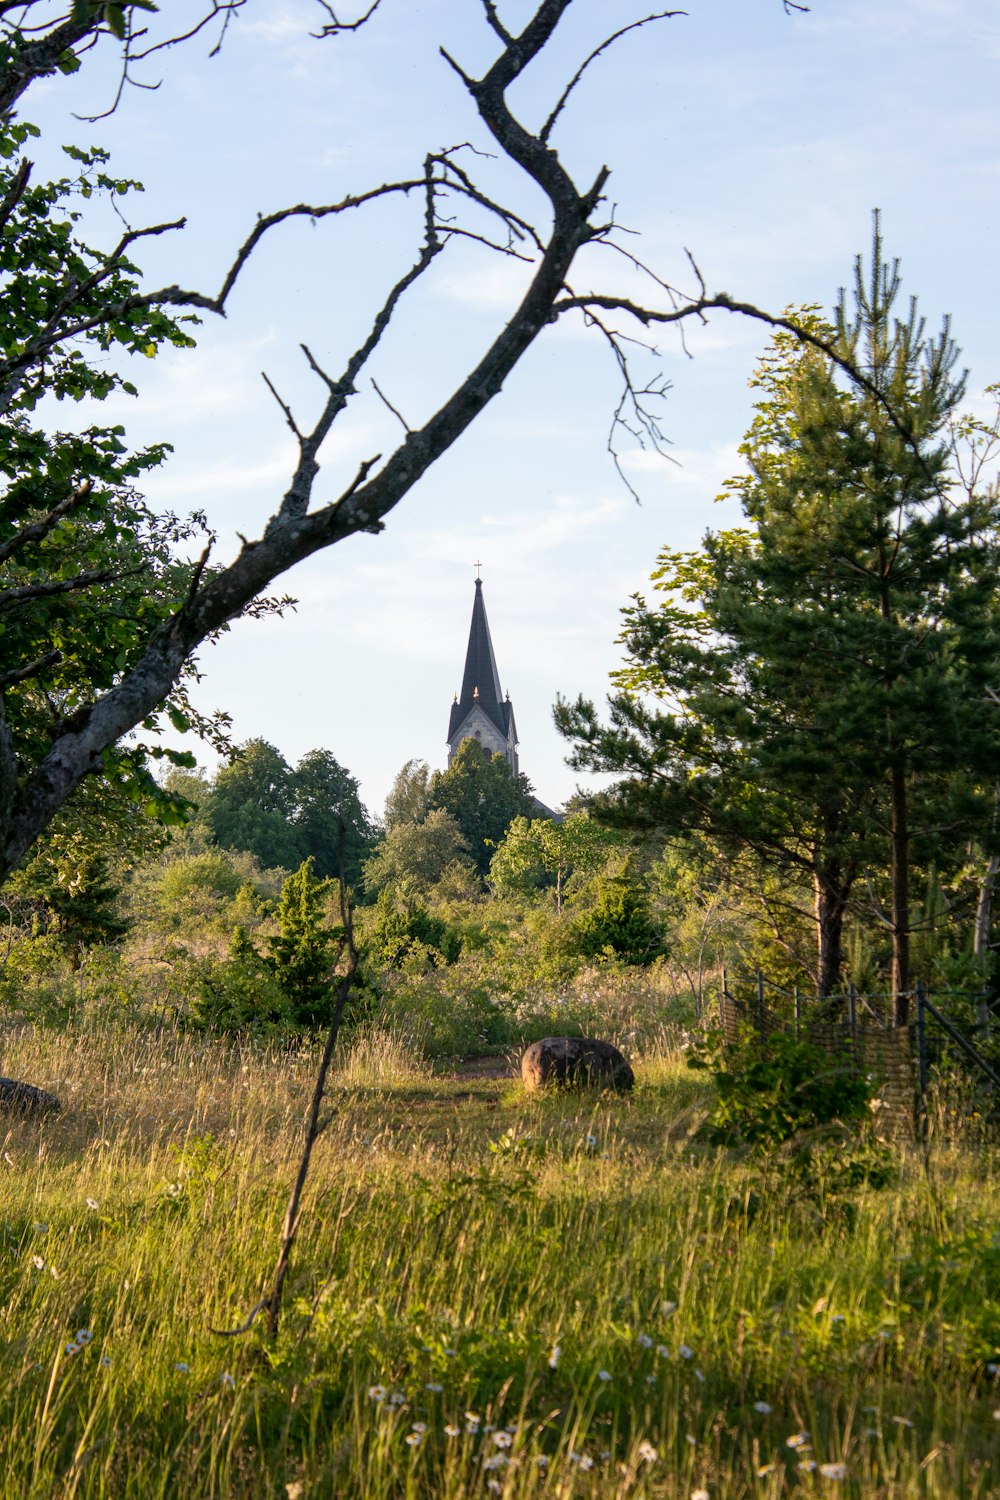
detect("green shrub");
top-left (691, 1029), bottom-right (874, 1147)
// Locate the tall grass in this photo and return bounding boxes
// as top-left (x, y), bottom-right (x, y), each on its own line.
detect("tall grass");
top-left (0, 1023), bottom-right (997, 1496)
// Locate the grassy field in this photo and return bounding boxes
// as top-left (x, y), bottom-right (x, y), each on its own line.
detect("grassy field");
top-left (0, 1023), bottom-right (998, 1498)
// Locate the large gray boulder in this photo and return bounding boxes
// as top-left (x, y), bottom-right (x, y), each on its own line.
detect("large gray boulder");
top-left (0, 1077), bottom-right (60, 1115)
top-left (520, 1036), bottom-right (634, 1093)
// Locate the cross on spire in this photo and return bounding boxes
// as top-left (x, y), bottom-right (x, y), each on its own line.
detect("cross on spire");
top-left (474, 559), bottom-right (482, 580)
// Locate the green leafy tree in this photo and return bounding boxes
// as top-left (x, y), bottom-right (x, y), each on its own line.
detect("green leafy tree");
top-left (208, 740), bottom-right (304, 872)
top-left (291, 749), bottom-right (376, 887)
top-left (488, 811), bottom-right (625, 912)
top-left (383, 759), bottom-right (432, 830)
top-left (364, 808), bottom-right (472, 897)
top-left (428, 739), bottom-right (537, 878)
top-left (559, 227), bottom-right (1000, 1012)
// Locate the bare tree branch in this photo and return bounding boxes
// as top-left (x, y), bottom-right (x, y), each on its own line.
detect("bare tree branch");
top-left (541, 12), bottom-right (682, 144)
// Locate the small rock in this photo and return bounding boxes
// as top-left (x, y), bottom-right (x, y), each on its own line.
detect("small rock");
top-left (520, 1037), bottom-right (634, 1092)
top-left (0, 1078), bottom-right (60, 1116)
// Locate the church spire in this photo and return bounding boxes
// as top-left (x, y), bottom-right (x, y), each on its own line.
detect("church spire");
top-left (447, 572), bottom-right (518, 771)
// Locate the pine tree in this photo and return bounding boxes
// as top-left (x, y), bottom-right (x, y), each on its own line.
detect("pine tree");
top-left (558, 224), bottom-right (1000, 1012)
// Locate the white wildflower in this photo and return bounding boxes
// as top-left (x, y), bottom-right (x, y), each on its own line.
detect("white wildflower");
top-left (174, 1362), bottom-right (190, 1373)
top-left (679, 1344), bottom-right (693, 1360)
top-left (221, 1372), bottom-right (235, 1389)
top-left (367, 1385), bottom-right (386, 1402)
top-left (492, 1431), bottom-right (512, 1449)
top-left (411, 1422), bottom-right (427, 1435)
top-left (424, 1382), bottom-right (443, 1393)
top-left (819, 1463), bottom-right (848, 1480)
top-left (405, 1432), bottom-right (423, 1448)
top-left (597, 1369), bottom-right (611, 1382)
top-left (786, 1432), bottom-right (810, 1449)
top-left (637, 1332), bottom-right (653, 1348)
top-left (799, 1459), bottom-right (818, 1473)
top-left (661, 1301), bottom-right (677, 1315)
top-left (76, 1329), bottom-right (93, 1345)
top-left (636, 1440), bottom-right (658, 1463)
top-left (31, 1255), bottom-right (44, 1270)
top-left (754, 1401), bottom-right (773, 1414)
top-left (548, 1344), bottom-right (561, 1369)
top-left (444, 1424), bottom-right (460, 1438)
top-left (65, 1343), bottom-right (79, 1356)
top-left (891, 1416), bottom-right (914, 1428)
top-left (656, 1344), bottom-right (669, 1358)
top-left (86, 1198), bottom-right (99, 1211)
top-left (691, 1489), bottom-right (710, 1500)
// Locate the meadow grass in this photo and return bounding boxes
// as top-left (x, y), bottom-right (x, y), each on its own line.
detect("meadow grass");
top-left (0, 1023), bottom-right (997, 1497)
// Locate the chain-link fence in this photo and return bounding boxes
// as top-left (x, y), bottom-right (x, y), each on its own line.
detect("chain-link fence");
top-left (715, 970), bottom-right (999, 1139)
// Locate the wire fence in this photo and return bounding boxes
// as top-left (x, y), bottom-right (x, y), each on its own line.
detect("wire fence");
top-left (715, 969), bottom-right (1000, 1139)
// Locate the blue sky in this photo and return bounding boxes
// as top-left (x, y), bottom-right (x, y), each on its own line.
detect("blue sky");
top-left (26, 0), bottom-right (1000, 819)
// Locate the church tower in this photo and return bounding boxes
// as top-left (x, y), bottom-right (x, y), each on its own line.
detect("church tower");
top-left (447, 573), bottom-right (519, 772)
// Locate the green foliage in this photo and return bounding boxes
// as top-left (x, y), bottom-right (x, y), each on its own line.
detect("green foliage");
top-left (558, 229), bottom-right (1000, 996)
top-left (691, 1029), bottom-right (875, 1147)
top-left (383, 758), bottom-right (432, 829)
top-left (572, 869), bottom-right (661, 965)
top-left (189, 927), bottom-right (292, 1036)
top-left (0, 122), bottom-right (224, 824)
top-left (427, 739), bottom-right (537, 877)
top-left (208, 740), bottom-right (376, 885)
top-left (361, 890), bottom-right (461, 972)
top-left (363, 809), bottom-right (472, 897)
top-left (267, 858), bottom-right (343, 1027)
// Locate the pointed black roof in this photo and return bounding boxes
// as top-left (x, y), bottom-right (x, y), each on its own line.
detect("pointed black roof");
top-left (448, 578), bottom-right (515, 743)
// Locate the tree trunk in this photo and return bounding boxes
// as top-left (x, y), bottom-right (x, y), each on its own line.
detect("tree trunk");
top-left (890, 760), bottom-right (910, 1024)
top-left (814, 871), bottom-right (847, 1002)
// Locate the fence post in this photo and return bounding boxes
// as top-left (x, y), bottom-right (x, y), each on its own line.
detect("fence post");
top-left (848, 983), bottom-right (857, 1055)
top-left (719, 967), bottom-right (727, 1030)
top-left (915, 979), bottom-right (929, 1141)
top-left (756, 969), bottom-right (766, 1046)
top-left (794, 985), bottom-right (801, 1040)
